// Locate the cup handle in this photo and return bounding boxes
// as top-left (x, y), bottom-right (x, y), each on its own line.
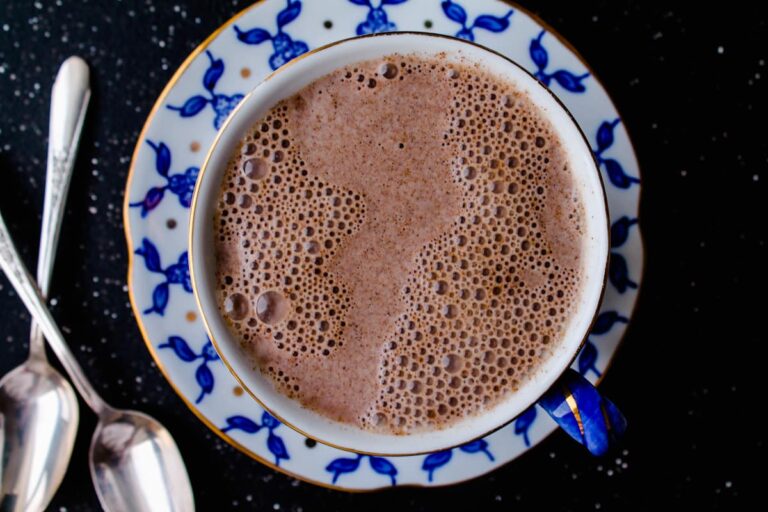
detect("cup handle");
top-left (537, 369), bottom-right (627, 456)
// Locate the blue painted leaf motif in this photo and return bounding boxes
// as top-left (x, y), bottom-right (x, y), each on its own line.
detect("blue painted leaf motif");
top-left (234, 26), bottom-right (272, 44)
top-left (369, 456), bottom-right (397, 485)
top-left (591, 311), bottom-right (629, 335)
top-left (609, 252), bottom-right (637, 293)
top-left (195, 364), bottom-right (214, 394)
top-left (551, 70), bottom-right (588, 93)
top-left (184, 166), bottom-right (200, 181)
top-left (202, 341), bottom-right (219, 361)
top-left (171, 252), bottom-right (192, 292)
top-left (165, 260), bottom-right (187, 286)
top-left (211, 94), bottom-right (245, 130)
top-left (148, 141), bottom-right (171, 176)
top-left (455, 28), bottom-right (474, 41)
top-left (261, 410), bottom-right (279, 429)
top-left (348, 0), bottom-right (370, 4)
top-left (267, 433), bottom-right (290, 464)
top-left (178, 249), bottom-right (194, 271)
top-left (203, 53), bottom-right (225, 91)
top-left (355, 8), bottom-right (397, 36)
top-left (460, 439), bottom-right (495, 461)
top-left (596, 119), bottom-right (620, 153)
top-left (269, 45), bottom-right (305, 70)
top-left (530, 31), bottom-right (548, 69)
top-left (277, 1), bottom-right (302, 28)
top-left (442, 0), bottom-right (467, 24)
top-left (422, 450), bottom-right (452, 482)
top-left (578, 340), bottom-right (600, 377)
top-left (173, 95), bottom-right (208, 117)
top-left (167, 175), bottom-right (188, 194)
top-left (473, 14), bottom-right (511, 32)
top-left (182, 275), bottom-right (192, 294)
top-left (136, 187), bottom-right (165, 217)
top-left (223, 415), bottom-right (261, 434)
top-left (382, 0), bottom-right (408, 4)
top-left (603, 158), bottom-right (640, 188)
top-left (130, 142), bottom-right (202, 216)
top-left (147, 282), bottom-right (169, 315)
top-left (136, 238), bottom-right (162, 272)
top-left (326, 456), bottom-right (362, 483)
top-left (161, 336), bottom-right (197, 362)
top-left (175, 247), bottom-right (189, 267)
top-left (610, 217), bottom-right (638, 248)
top-left (514, 406), bottom-right (537, 447)
top-left (177, 188), bottom-right (194, 208)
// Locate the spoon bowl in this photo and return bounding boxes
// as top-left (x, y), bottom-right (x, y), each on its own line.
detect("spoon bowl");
top-left (90, 409), bottom-right (194, 512)
top-left (0, 360), bottom-right (78, 512)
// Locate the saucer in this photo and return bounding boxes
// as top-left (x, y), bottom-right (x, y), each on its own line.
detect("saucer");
top-left (124, 0), bottom-right (643, 491)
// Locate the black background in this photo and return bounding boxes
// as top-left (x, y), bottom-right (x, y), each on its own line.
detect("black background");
top-left (0, 1), bottom-right (762, 510)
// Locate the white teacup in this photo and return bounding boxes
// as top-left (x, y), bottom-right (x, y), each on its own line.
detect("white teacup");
top-left (190, 32), bottom-right (622, 456)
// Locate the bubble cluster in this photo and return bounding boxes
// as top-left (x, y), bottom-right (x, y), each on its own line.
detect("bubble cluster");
top-left (214, 54), bottom-right (585, 435)
top-left (214, 106), bottom-right (367, 396)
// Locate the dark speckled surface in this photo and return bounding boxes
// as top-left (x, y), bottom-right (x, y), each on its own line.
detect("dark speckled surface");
top-left (0, 1), bottom-right (763, 510)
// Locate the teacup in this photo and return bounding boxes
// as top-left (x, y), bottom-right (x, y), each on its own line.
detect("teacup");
top-left (189, 32), bottom-right (625, 456)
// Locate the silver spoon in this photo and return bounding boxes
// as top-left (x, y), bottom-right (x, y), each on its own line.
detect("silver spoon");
top-left (0, 203), bottom-right (195, 512)
top-left (0, 56), bottom-right (89, 512)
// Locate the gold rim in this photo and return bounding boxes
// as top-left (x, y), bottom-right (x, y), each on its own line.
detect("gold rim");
top-left (122, 0), bottom-right (643, 491)
top-left (189, 29), bottom-right (611, 457)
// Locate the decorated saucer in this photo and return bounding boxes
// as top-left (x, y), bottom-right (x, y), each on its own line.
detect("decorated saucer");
top-left (124, 0), bottom-right (643, 491)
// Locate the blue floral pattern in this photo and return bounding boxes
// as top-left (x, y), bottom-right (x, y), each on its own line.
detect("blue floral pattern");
top-left (167, 51), bottom-right (244, 129)
top-left (326, 453), bottom-right (398, 485)
top-left (578, 310), bottom-right (632, 377)
top-left (441, 0), bottom-right (512, 42)
top-left (592, 310), bottom-right (630, 336)
top-left (234, 0), bottom-right (309, 70)
top-left (221, 412), bottom-right (290, 466)
top-left (529, 30), bottom-right (590, 93)
top-left (134, 238), bottom-right (191, 315)
top-left (608, 215), bottom-right (640, 293)
top-left (129, 141), bottom-right (199, 217)
top-left (349, 0), bottom-right (407, 35)
top-left (421, 439), bottom-right (494, 482)
top-left (159, 337), bottom-right (219, 403)
top-left (594, 119), bottom-right (641, 189)
top-left (513, 405), bottom-right (537, 447)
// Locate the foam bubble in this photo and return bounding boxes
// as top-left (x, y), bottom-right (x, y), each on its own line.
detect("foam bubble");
top-left (224, 293), bottom-right (249, 321)
top-left (243, 158), bottom-right (269, 180)
top-left (256, 291), bottom-right (290, 325)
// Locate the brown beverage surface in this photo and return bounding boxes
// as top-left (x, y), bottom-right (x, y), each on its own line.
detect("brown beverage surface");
top-left (213, 54), bottom-right (585, 434)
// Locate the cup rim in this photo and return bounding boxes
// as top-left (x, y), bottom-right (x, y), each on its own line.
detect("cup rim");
top-left (189, 31), bottom-right (610, 456)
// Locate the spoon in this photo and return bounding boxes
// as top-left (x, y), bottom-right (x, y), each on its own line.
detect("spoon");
top-left (0, 56), bottom-right (89, 512)
top-left (0, 207), bottom-right (195, 511)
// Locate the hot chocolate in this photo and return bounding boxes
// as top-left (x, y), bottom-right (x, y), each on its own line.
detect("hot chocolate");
top-left (213, 54), bottom-right (585, 434)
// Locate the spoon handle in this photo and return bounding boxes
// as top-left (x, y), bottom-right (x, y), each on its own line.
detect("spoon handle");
top-left (0, 212), bottom-right (107, 415)
top-left (29, 56), bottom-right (90, 357)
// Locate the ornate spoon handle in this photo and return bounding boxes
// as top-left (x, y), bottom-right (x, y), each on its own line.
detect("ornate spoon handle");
top-left (29, 56), bottom-right (90, 357)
